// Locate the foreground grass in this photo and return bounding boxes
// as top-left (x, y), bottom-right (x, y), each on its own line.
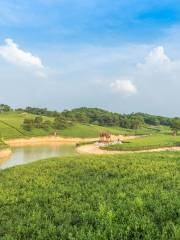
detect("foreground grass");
top-left (0, 153), bottom-right (180, 239)
top-left (103, 134), bottom-right (180, 151)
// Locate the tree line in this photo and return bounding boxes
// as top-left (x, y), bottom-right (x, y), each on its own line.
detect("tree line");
top-left (1, 104), bottom-right (180, 133)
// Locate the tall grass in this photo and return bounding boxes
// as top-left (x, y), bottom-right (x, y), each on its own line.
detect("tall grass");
top-left (0, 152), bottom-right (180, 239)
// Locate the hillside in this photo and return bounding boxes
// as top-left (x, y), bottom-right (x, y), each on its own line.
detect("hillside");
top-left (0, 105), bottom-right (176, 141)
top-left (0, 112), bottom-right (54, 139)
top-left (0, 111), bottom-right (141, 140)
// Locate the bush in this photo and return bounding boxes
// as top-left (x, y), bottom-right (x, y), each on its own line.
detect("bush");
top-left (22, 118), bottom-right (52, 131)
top-left (53, 116), bottom-right (72, 130)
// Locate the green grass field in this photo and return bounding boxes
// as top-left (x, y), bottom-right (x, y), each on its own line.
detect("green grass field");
top-left (0, 112), bottom-right (55, 139)
top-left (103, 134), bottom-right (180, 151)
top-left (0, 153), bottom-right (180, 239)
top-left (58, 124), bottom-right (134, 138)
top-left (0, 111), bottom-right (162, 140)
top-left (0, 113), bottom-right (128, 140)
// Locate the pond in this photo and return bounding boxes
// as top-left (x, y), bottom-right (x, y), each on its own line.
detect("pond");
top-left (0, 144), bottom-right (77, 170)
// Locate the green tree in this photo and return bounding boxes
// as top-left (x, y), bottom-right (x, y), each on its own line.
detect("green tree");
top-left (34, 116), bottom-right (43, 128)
top-left (0, 104), bottom-right (11, 113)
top-left (171, 118), bottom-right (180, 136)
top-left (130, 116), bottom-right (144, 130)
top-left (53, 116), bottom-right (71, 130)
top-left (42, 120), bottom-right (52, 130)
top-left (22, 118), bottom-right (34, 131)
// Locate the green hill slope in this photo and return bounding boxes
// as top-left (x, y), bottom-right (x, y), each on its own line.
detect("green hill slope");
top-left (0, 111), bottom-right (172, 140)
top-left (0, 112), bottom-right (55, 139)
top-left (0, 112), bottom-right (129, 139)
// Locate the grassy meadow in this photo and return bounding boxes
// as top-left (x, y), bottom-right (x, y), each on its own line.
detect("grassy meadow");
top-left (0, 112), bottom-right (55, 139)
top-left (0, 153), bottom-right (180, 239)
top-left (0, 111), bottom-right (161, 140)
top-left (58, 124), bottom-right (134, 138)
top-left (103, 134), bottom-right (180, 151)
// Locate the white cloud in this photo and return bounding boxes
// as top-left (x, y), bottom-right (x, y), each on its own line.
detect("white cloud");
top-left (136, 45), bottom-right (180, 77)
top-left (137, 46), bottom-right (172, 71)
top-left (145, 46), bottom-right (170, 65)
top-left (0, 38), bottom-right (45, 77)
top-left (110, 79), bottom-right (137, 94)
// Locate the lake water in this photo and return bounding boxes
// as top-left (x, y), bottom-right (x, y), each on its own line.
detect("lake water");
top-left (0, 144), bottom-right (76, 170)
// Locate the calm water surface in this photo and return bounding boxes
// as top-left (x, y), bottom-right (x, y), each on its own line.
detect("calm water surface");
top-left (0, 144), bottom-right (76, 170)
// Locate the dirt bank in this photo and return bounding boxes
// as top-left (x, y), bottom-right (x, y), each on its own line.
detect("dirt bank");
top-left (77, 143), bottom-right (180, 155)
top-left (0, 149), bottom-right (12, 159)
top-left (5, 134), bottom-right (138, 147)
top-left (5, 136), bottom-right (98, 147)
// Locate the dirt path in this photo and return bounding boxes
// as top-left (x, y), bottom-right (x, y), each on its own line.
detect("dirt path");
top-left (76, 143), bottom-right (180, 155)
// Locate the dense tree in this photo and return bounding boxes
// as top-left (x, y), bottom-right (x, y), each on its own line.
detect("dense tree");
top-left (171, 118), bottom-right (180, 136)
top-left (53, 116), bottom-right (72, 130)
top-left (0, 104), bottom-right (12, 113)
top-left (22, 118), bottom-right (34, 131)
top-left (130, 116), bottom-right (144, 130)
top-left (24, 107), bottom-right (59, 117)
top-left (22, 117), bottom-right (52, 131)
top-left (145, 116), bottom-right (160, 126)
top-left (42, 120), bottom-right (52, 130)
top-left (34, 116), bottom-right (43, 128)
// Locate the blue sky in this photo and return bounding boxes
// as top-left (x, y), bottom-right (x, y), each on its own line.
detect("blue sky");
top-left (1, 0), bottom-right (179, 45)
top-left (1, 0), bottom-right (180, 116)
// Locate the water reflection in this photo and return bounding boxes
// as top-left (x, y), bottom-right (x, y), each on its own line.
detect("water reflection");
top-left (0, 144), bottom-right (76, 170)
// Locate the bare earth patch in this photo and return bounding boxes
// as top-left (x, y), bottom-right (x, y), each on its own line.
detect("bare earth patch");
top-left (5, 136), bottom-right (98, 147)
top-left (0, 149), bottom-right (12, 159)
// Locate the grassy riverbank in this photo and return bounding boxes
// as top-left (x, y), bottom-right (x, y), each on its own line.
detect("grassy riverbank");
top-left (0, 153), bottom-right (180, 239)
top-left (103, 134), bottom-right (180, 151)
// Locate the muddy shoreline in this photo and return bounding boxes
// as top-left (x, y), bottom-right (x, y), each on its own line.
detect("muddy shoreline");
top-left (0, 149), bottom-right (12, 159)
top-left (5, 136), bottom-right (98, 147)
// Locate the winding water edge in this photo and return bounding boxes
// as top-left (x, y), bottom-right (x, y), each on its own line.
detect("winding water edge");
top-left (0, 148), bottom-right (12, 159)
top-left (0, 136), bottom-right (90, 169)
top-left (0, 144), bottom-right (77, 170)
top-left (0, 136), bottom-right (97, 160)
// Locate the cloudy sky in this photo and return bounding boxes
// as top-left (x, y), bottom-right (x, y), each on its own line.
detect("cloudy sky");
top-left (1, 0), bottom-right (180, 116)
